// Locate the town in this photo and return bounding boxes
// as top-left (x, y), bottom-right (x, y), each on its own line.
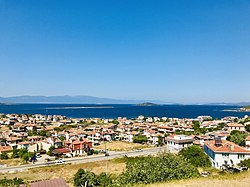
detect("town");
top-left (0, 113), bottom-right (250, 170)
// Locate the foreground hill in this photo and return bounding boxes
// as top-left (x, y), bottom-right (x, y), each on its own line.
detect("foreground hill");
top-left (1, 157), bottom-right (249, 187)
top-left (142, 170), bottom-right (250, 187)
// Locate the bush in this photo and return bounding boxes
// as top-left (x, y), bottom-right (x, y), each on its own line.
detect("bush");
top-left (246, 124), bottom-right (250, 132)
top-left (74, 153), bottom-right (200, 187)
top-left (18, 148), bottom-right (28, 158)
top-left (179, 145), bottom-right (211, 167)
top-left (12, 148), bottom-right (19, 158)
top-left (0, 177), bottom-right (24, 187)
top-left (239, 158), bottom-right (250, 168)
top-left (0, 152), bottom-right (8, 160)
top-left (74, 169), bottom-right (100, 187)
top-left (226, 130), bottom-right (247, 146)
top-left (119, 153), bottom-right (199, 185)
top-left (96, 173), bottom-right (113, 187)
top-left (22, 153), bottom-right (29, 163)
top-left (47, 146), bottom-right (55, 156)
top-left (132, 135), bottom-right (148, 144)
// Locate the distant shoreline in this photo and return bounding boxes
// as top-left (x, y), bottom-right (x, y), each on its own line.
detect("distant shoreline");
top-left (46, 106), bottom-right (114, 109)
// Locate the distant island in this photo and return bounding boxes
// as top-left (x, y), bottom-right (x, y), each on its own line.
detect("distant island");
top-left (240, 106), bottom-right (250, 112)
top-left (136, 102), bottom-right (159, 106)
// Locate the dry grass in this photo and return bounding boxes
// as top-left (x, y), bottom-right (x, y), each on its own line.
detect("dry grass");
top-left (94, 141), bottom-right (151, 151)
top-left (141, 170), bottom-right (250, 187)
top-left (1, 156), bottom-right (249, 187)
top-left (0, 159), bottom-right (126, 187)
top-left (0, 158), bottom-right (22, 166)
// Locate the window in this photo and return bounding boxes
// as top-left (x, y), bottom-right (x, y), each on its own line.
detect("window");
top-left (222, 153), bottom-right (229, 159)
top-left (238, 154), bottom-right (245, 159)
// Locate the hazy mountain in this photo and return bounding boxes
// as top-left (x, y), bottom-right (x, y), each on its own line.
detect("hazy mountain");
top-left (206, 102), bottom-right (250, 106)
top-left (0, 96), bottom-right (165, 104)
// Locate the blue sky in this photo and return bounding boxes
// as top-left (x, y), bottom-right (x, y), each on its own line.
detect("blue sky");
top-left (0, 0), bottom-right (250, 103)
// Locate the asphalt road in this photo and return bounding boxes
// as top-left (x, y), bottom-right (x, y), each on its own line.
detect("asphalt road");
top-left (0, 147), bottom-right (166, 173)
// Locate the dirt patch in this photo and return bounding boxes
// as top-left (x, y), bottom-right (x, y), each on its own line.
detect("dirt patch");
top-left (94, 141), bottom-right (150, 151)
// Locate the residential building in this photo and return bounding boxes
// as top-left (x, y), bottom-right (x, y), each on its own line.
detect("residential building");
top-left (245, 136), bottom-right (250, 150)
top-left (225, 123), bottom-right (245, 132)
top-left (204, 139), bottom-right (250, 169)
top-left (166, 134), bottom-right (194, 152)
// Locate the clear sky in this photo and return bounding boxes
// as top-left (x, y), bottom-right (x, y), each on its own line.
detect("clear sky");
top-left (0, 0), bottom-right (250, 104)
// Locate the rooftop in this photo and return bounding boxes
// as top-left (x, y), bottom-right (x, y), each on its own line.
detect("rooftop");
top-left (204, 140), bottom-right (250, 154)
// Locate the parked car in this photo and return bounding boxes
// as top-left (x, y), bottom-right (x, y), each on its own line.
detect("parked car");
top-left (56, 158), bottom-right (65, 164)
top-left (36, 153), bottom-right (42, 158)
top-left (65, 153), bottom-right (73, 158)
top-left (135, 149), bottom-right (142, 152)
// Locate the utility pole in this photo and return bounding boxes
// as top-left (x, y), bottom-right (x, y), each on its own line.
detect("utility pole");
top-left (105, 141), bottom-right (108, 176)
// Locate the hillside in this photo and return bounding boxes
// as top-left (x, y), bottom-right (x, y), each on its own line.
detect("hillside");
top-left (142, 170), bottom-right (250, 187)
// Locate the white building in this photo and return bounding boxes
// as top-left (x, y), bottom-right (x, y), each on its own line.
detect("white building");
top-left (204, 139), bottom-right (250, 169)
top-left (166, 134), bottom-right (194, 153)
top-left (225, 123), bottom-right (245, 132)
top-left (245, 136), bottom-right (250, 150)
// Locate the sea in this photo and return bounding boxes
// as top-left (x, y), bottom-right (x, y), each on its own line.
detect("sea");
top-left (0, 104), bottom-right (249, 119)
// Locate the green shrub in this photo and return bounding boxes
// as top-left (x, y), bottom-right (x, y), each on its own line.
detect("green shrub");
top-left (74, 153), bottom-right (200, 187)
top-left (239, 158), bottom-right (250, 168)
top-left (0, 177), bottom-right (24, 187)
top-left (226, 130), bottom-right (247, 146)
top-left (0, 152), bottom-right (8, 160)
top-left (118, 153), bottom-right (199, 185)
top-left (179, 145), bottom-right (211, 167)
top-left (132, 135), bottom-right (148, 144)
top-left (74, 169), bottom-right (100, 187)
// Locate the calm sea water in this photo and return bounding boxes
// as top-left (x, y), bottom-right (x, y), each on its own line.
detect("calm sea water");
top-left (0, 104), bottom-right (249, 119)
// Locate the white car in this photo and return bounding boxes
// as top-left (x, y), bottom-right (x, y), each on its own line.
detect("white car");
top-left (36, 154), bottom-right (42, 158)
top-left (135, 149), bottom-right (143, 152)
top-left (56, 158), bottom-right (65, 164)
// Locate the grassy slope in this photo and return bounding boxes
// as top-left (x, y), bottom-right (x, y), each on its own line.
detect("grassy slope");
top-left (0, 159), bottom-right (126, 187)
top-left (0, 157), bottom-right (249, 187)
top-left (94, 141), bottom-right (151, 151)
top-left (141, 170), bottom-right (250, 187)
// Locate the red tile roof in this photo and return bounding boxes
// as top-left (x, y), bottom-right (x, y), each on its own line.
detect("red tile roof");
top-left (18, 141), bottom-right (31, 145)
top-left (0, 146), bottom-right (13, 152)
top-left (204, 140), bottom-right (250, 153)
top-left (227, 123), bottom-right (244, 127)
top-left (30, 178), bottom-right (69, 187)
top-left (245, 136), bottom-right (250, 141)
top-left (52, 148), bottom-right (71, 154)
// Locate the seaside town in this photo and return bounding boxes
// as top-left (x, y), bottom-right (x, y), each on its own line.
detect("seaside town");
top-left (0, 112), bottom-right (250, 169)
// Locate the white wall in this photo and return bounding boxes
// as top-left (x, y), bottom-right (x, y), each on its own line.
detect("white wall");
top-left (211, 153), bottom-right (250, 169)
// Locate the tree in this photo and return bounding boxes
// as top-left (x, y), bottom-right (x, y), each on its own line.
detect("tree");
top-left (0, 152), bottom-right (8, 160)
top-left (96, 173), bottom-right (113, 187)
top-left (157, 135), bottom-right (163, 146)
top-left (226, 130), bottom-right (247, 146)
top-left (47, 146), bottom-right (55, 156)
top-left (22, 153), bottom-right (29, 163)
top-left (119, 153), bottom-right (199, 185)
top-left (0, 177), bottom-right (24, 187)
top-left (246, 124), bottom-right (250, 133)
top-left (112, 120), bottom-right (119, 125)
top-left (18, 148), bottom-right (28, 158)
top-left (216, 123), bottom-right (226, 130)
top-left (192, 121), bottom-right (200, 130)
top-left (239, 158), bottom-right (250, 168)
top-left (179, 145), bottom-right (211, 167)
top-left (74, 169), bottom-right (99, 187)
top-left (132, 135), bottom-right (148, 144)
top-left (38, 130), bottom-right (48, 137)
top-left (59, 136), bottom-right (66, 141)
top-left (12, 148), bottom-right (19, 158)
